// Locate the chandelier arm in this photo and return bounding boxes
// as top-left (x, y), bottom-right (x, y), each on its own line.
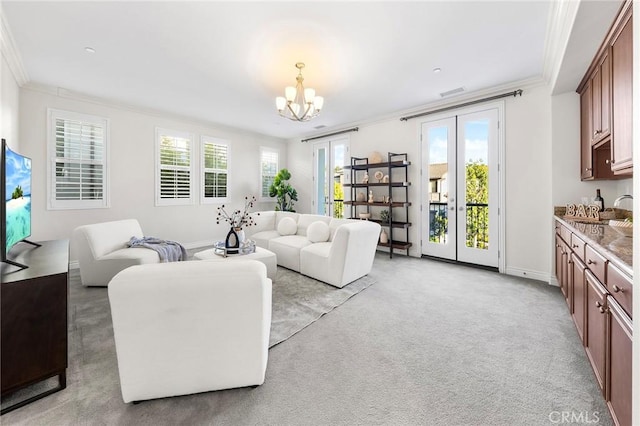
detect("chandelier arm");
top-left (286, 103), bottom-right (302, 121)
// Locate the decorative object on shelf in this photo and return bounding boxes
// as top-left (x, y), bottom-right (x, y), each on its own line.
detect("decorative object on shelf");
top-left (362, 171), bottom-right (369, 184)
top-left (368, 151), bottom-right (383, 164)
top-left (359, 212), bottom-right (371, 220)
top-left (368, 190), bottom-right (374, 203)
top-left (594, 188), bottom-right (604, 211)
top-left (384, 196), bottom-right (391, 203)
top-left (564, 203), bottom-right (600, 222)
top-left (269, 169), bottom-right (298, 211)
top-left (380, 209), bottom-right (390, 223)
top-left (374, 170), bottom-right (384, 182)
top-left (382, 174), bottom-right (389, 183)
top-left (275, 62), bottom-right (324, 122)
top-left (379, 229), bottom-right (389, 244)
top-left (356, 192), bottom-right (366, 202)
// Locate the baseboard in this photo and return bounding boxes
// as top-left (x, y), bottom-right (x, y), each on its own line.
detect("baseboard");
top-left (505, 266), bottom-right (554, 284)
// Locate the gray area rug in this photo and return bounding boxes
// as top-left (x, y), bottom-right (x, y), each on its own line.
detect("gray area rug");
top-left (1, 264), bottom-right (374, 413)
top-left (270, 268), bottom-right (375, 347)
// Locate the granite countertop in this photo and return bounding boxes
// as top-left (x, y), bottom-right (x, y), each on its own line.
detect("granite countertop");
top-left (554, 215), bottom-right (632, 278)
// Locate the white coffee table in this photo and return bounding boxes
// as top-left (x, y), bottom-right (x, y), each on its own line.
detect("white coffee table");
top-left (193, 247), bottom-right (277, 281)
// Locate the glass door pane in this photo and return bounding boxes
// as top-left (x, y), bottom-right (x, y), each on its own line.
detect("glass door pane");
top-left (456, 108), bottom-right (499, 267)
top-left (332, 142), bottom-right (346, 218)
top-left (314, 143), bottom-right (329, 215)
top-left (421, 117), bottom-right (456, 260)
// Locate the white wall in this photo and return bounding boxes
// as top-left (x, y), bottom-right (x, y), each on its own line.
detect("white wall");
top-left (289, 84), bottom-right (558, 281)
top-left (1, 53), bottom-right (20, 148)
top-left (18, 86), bottom-right (286, 261)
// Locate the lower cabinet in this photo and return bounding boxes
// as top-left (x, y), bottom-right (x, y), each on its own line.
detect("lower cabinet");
top-left (607, 297), bottom-right (632, 426)
top-left (585, 271), bottom-right (607, 392)
top-left (571, 253), bottom-right (586, 342)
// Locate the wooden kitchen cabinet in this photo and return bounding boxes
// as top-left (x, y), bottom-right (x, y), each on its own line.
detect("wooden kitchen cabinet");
top-left (610, 4), bottom-right (632, 174)
top-left (577, 0), bottom-right (632, 179)
top-left (571, 253), bottom-right (586, 342)
top-left (585, 271), bottom-right (607, 393)
top-left (607, 297), bottom-right (632, 426)
top-left (591, 51), bottom-right (611, 144)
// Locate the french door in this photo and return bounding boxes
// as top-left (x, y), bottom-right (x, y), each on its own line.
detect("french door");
top-left (313, 138), bottom-right (349, 218)
top-left (421, 107), bottom-right (500, 268)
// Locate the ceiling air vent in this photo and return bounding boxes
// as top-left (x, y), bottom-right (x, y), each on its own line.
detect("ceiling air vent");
top-left (440, 87), bottom-right (465, 98)
top-left (314, 125), bottom-right (326, 130)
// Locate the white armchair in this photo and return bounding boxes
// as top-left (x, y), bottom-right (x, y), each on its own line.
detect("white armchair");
top-left (108, 260), bottom-right (272, 403)
top-left (72, 219), bottom-right (160, 287)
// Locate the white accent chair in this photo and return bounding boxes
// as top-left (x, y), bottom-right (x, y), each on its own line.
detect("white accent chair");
top-left (108, 260), bottom-right (272, 403)
top-left (72, 219), bottom-right (160, 287)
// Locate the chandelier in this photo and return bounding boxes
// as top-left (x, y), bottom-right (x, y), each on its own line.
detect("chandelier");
top-left (275, 62), bottom-right (324, 122)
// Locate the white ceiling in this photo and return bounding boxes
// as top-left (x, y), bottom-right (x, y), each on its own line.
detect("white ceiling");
top-left (1, 1), bottom-right (623, 139)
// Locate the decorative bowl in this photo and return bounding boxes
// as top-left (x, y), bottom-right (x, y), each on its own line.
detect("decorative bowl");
top-left (608, 219), bottom-right (633, 237)
top-left (358, 212), bottom-right (371, 220)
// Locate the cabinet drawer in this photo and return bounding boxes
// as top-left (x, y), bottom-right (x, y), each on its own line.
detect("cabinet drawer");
top-left (570, 233), bottom-right (586, 262)
top-left (606, 263), bottom-right (633, 318)
top-left (560, 225), bottom-right (572, 245)
top-left (585, 245), bottom-right (607, 283)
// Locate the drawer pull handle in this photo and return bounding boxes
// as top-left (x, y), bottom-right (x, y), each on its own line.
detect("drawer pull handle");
top-left (587, 259), bottom-right (596, 265)
top-left (572, 244), bottom-right (579, 248)
top-left (568, 260), bottom-right (573, 265)
top-left (612, 285), bottom-right (622, 293)
top-left (599, 307), bottom-right (605, 314)
top-left (595, 301), bottom-right (602, 308)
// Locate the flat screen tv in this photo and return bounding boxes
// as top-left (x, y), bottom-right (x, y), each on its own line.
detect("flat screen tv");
top-left (1, 139), bottom-right (39, 270)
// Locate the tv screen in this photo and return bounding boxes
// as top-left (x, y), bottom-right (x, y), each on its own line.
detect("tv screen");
top-left (2, 140), bottom-right (32, 259)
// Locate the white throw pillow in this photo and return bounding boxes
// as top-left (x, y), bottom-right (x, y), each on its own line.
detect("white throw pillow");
top-left (307, 221), bottom-right (330, 243)
top-left (277, 217), bottom-right (298, 236)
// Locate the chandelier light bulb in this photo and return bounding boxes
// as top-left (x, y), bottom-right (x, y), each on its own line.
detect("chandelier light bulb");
top-left (275, 62), bottom-right (323, 122)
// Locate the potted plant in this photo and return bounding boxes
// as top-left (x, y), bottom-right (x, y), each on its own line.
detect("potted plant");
top-left (269, 169), bottom-right (298, 212)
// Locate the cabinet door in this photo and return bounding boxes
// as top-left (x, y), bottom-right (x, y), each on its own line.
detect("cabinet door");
top-left (591, 51), bottom-right (611, 144)
top-left (571, 253), bottom-right (586, 342)
top-left (585, 271), bottom-right (607, 393)
top-left (580, 86), bottom-right (594, 180)
top-left (611, 11), bottom-right (632, 174)
top-left (607, 297), bottom-right (632, 426)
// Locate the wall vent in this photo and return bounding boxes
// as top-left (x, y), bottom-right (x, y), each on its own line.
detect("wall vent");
top-left (440, 87), bottom-right (465, 97)
top-left (314, 125), bottom-right (326, 130)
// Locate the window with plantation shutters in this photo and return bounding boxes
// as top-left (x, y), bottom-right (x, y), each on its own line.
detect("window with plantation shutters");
top-left (201, 136), bottom-right (229, 203)
top-left (47, 109), bottom-right (109, 210)
top-left (260, 147), bottom-right (279, 200)
top-left (155, 128), bottom-right (194, 206)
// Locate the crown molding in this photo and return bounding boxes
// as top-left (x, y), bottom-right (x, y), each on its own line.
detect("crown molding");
top-left (21, 82), bottom-right (287, 142)
top-left (293, 75), bottom-right (548, 142)
top-left (542, 0), bottom-right (580, 89)
top-left (0, 10), bottom-right (29, 86)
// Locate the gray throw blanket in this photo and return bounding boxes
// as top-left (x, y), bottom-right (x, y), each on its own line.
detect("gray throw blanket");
top-left (127, 236), bottom-right (188, 263)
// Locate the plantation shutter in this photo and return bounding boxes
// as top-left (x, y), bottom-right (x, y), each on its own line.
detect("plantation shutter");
top-left (260, 148), bottom-right (279, 198)
top-left (202, 138), bottom-right (229, 202)
top-left (156, 129), bottom-right (194, 205)
top-left (48, 109), bottom-right (109, 210)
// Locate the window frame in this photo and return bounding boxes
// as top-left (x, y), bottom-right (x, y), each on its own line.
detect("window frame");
top-left (259, 146), bottom-right (279, 202)
top-left (46, 108), bottom-right (110, 210)
top-left (155, 127), bottom-right (195, 206)
top-left (200, 136), bottom-right (230, 204)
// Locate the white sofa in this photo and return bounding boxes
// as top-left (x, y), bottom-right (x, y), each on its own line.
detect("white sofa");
top-left (246, 211), bottom-right (381, 288)
top-left (108, 260), bottom-right (271, 403)
top-left (72, 219), bottom-right (161, 287)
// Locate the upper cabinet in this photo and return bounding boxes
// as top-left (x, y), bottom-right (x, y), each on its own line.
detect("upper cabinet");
top-left (577, 1), bottom-right (632, 179)
top-left (611, 6), bottom-right (633, 174)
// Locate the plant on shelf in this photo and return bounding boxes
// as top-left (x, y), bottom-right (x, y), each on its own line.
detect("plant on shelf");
top-left (216, 196), bottom-right (258, 230)
top-left (380, 209), bottom-right (390, 224)
top-left (269, 168), bottom-right (298, 212)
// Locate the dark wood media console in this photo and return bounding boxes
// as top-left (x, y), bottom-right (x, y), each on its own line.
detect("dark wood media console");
top-left (1, 240), bottom-right (69, 415)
